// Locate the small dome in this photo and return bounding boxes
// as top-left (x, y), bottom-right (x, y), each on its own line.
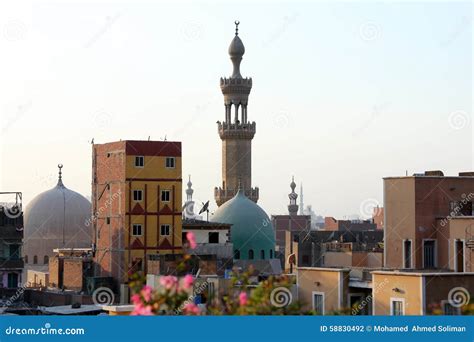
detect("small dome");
top-left (211, 190), bottom-right (275, 260)
top-left (23, 175), bottom-right (92, 271)
top-left (228, 35), bottom-right (245, 58)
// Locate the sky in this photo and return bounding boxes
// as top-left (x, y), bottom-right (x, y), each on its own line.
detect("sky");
top-left (0, 0), bottom-right (472, 219)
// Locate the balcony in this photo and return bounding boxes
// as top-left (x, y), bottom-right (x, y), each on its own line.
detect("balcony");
top-left (0, 258), bottom-right (24, 269)
top-left (187, 243), bottom-right (234, 259)
top-left (0, 225), bottom-right (23, 240)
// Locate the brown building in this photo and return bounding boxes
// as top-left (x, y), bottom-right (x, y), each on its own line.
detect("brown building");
top-left (48, 248), bottom-right (93, 292)
top-left (372, 206), bottom-right (384, 229)
top-left (323, 217), bottom-right (377, 232)
top-left (384, 170), bottom-right (474, 270)
top-left (92, 140), bottom-right (183, 287)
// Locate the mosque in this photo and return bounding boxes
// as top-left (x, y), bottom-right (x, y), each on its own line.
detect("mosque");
top-left (23, 165), bottom-right (92, 275)
top-left (210, 22), bottom-right (279, 274)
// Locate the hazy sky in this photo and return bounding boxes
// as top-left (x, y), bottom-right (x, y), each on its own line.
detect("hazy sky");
top-left (0, 1), bottom-right (472, 219)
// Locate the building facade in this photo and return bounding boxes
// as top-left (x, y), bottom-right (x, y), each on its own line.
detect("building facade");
top-left (0, 192), bottom-right (24, 288)
top-left (384, 170), bottom-right (474, 270)
top-left (92, 140), bottom-right (183, 286)
top-left (214, 22), bottom-right (259, 206)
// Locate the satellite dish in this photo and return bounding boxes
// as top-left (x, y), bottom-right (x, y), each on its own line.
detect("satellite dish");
top-left (199, 201), bottom-right (209, 215)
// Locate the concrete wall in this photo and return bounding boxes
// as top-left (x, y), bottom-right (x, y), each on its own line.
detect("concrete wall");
top-left (297, 267), bottom-right (349, 314)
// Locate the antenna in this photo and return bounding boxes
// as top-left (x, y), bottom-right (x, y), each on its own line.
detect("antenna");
top-left (199, 200), bottom-right (210, 222)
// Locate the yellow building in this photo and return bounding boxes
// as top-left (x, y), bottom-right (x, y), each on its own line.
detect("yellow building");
top-left (92, 140), bottom-right (183, 287)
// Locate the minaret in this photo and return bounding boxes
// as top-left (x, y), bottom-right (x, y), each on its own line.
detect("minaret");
top-left (288, 176), bottom-right (299, 216)
top-left (299, 183), bottom-right (304, 215)
top-left (184, 175), bottom-right (199, 219)
top-left (214, 21), bottom-right (259, 206)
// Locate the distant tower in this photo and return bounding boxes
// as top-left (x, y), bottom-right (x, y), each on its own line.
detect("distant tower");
top-left (214, 21), bottom-right (259, 206)
top-left (288, 176), bottom-right (299, 216)
top-left (184, 175), bottom-right (202, 220)
top-left (299, 183), bottom-right (304, 215)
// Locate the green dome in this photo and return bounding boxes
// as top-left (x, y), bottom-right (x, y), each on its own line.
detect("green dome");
top-left (211, 190), bottom-right (275, 261)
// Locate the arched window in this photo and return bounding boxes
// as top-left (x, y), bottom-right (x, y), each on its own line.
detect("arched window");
top-left (270, 249), bottom-right (273, 259)
top-left (248, 249), bottom-right (254, 260)
top-left (33, 255), bottom-right (38, 264)
top-left (44, 255), bottom-right (49, 264)
top-left (24, 255), bottom-right (28, 264)
top-left (260, 250), bottom-right (265, 259)
top-left (234, 250), bottom-right (240, 260)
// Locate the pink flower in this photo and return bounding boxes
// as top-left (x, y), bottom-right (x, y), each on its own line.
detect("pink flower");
top-left (159, 275), bottom-right (178, 290)
top-left (183, 303), bottom-right (200, 315)
top-left (140, 285), bottom-right (153, 302)
top-left (131, 303), bottom-right (153, 316)
top-left (239, 292), bottom-right (248, 306)
top-left (186, 232), bottom-right (197, 249)
top-left (182, 274), bottom-right (194, 290)
top-left (131, 294), bottom-right (142, 305)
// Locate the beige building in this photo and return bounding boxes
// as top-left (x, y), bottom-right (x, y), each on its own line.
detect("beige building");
top-left (297, 267), bottom-right (350, 314)
top-left (296, 170), bottom-right (474, 315)
top-left (372, 271), bottom-right (474, 315)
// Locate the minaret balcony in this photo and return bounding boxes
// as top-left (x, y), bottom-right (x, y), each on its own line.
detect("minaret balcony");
top-left (214, 186), bottom-right (259, 207)
top-left (217, 121), bottom-right (256, 139)
top-left (220, 77), bottom-right (252, 95)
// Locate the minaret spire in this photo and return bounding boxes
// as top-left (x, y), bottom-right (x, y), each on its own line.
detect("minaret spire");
top-left (288, 176), bottom-right (299, 216)
top-left (215, 22), bottom-right (258, 207)
top-left (57, 164), bottom-right (64, 187)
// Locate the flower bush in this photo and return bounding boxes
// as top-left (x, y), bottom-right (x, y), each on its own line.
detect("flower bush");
top-left (129, 232), bottom-right (305, 315)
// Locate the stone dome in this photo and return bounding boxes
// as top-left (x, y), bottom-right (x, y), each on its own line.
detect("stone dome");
top-left (228, 35), bottom-right (245, 57)
top-left (211, 189), bottom-right (275, 260)
top-left (23, 170), bottom-right (92, 271)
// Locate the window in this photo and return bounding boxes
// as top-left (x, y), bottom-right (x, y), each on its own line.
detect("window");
top-left (24, 255), bottom-right (28, 264)
top-left (165, 157), bottom-right (175, 168)
top-left (234, 250), bottom-right (240, 259)
top-left (390, 298), bottom-right (404, 316)
top-left (455, 240), bottom-right (464, 272)
top-left (312, 292), bottom-right (324, 315)
top-left (44, 256), bottom-right (49, 265)
top-left (133, 190), bottom-right (143, 201)
top-left (135, 156), bottom-right (144, 167)
top-left (403, 240), bottom-right (412, 268)
top-left (450, 201), bottom-right (473, 216)
top-left (269, 249), bottom-right (273, 259)
top-left (106, 217), bottom-right (111, 224)
top-left (33, 255), bottom-right (38, 264)
top-left (161, 190), bottom-right (170, 202)
top-left (423, 240), bottom-right (436, 269)
top-left (248, 249), bottom-right (254, 260)
top-left (160, 224), bottom-right (171, 236)
top-left (260, 249), bottom-right (265, 259)
top-left (132, 224), bottom-right (142, 236)
top-left (208, 232), bottom-right (219, 244)
top-left (443, 301), bottom-right (461, 315)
